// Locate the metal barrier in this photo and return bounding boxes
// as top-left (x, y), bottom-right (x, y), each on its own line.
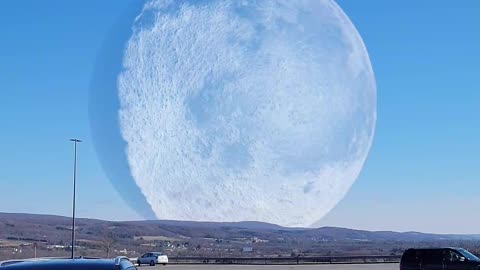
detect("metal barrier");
top-left (168, 255), bottom-right (401, 265)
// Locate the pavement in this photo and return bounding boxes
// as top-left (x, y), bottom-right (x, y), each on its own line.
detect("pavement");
top-left (139, 264), bottom-right (399, 270)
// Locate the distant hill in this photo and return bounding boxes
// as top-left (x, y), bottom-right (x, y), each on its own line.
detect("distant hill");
top-left (1, 212), bottom-right (480, 260)
top-left (1, 212), bottom-right (479, 242)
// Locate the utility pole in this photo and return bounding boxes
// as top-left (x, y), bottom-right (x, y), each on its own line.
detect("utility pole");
top-left (70, 138), bottom-right (82, 259)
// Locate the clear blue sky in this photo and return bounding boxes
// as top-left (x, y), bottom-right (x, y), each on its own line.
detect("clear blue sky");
top-left (0, 1), bottom-right (478, 234)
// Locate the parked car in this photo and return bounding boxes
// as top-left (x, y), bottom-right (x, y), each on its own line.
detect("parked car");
top-left (401, 247), bottom-right (480, 270)
top-left (136, 252), bottom-right (168, 266)
top-left (0, 256), bottom-right (135, 270)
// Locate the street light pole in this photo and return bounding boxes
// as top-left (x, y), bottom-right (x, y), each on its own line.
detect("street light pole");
top-left (70, 138), bottom-right (82, 259)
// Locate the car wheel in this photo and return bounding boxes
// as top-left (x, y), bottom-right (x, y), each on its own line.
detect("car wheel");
top-left (150, 261), bottom-right (155, 266)
top-left (137, 260), bottom-right (141, 266)
top-left (162, 263), bottom-right (166, 266)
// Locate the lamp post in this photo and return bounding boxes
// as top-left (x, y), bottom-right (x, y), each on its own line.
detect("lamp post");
top-left (70, 138), bottom-right (82, 259)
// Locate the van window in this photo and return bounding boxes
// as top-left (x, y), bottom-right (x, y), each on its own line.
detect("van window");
top-left (457, 249), bottom-right (480, 262)
top-left (444, 250), bottom-right (461, 262)
top-left (423, 250), bottom-right (443, 264)
top-left (403, 249), bottom-right (421, 264)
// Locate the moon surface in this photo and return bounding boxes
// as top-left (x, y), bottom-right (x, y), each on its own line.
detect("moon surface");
top-left (91, 0), bottom-right (376, 227)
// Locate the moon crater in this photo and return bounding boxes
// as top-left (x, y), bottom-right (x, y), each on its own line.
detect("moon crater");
top-left (92, 0), bottom-right (376, 227)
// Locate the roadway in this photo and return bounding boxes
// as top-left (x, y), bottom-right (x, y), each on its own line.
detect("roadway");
top-left (142, 264), bottom-right (399, 270)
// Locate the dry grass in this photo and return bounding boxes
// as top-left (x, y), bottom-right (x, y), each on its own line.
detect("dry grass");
top-left (134, 236), bottom-right (181, 242)
top-left (0, 239), bottom-right (31, 247)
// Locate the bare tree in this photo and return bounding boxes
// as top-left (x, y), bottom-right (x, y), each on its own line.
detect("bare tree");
top-left (102, 232), bottom-right (117, 258)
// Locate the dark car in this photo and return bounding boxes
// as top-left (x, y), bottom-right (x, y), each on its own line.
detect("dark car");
top-left (0, 257), bottom-right (136, 270)
top-left (401, 248), bottom-right (480, 270)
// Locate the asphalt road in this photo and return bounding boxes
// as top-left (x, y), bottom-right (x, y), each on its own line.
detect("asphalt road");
top-left (140, 264), bottom-right (399, 270)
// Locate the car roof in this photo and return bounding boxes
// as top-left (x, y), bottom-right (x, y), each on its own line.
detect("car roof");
top-left (0, 259), bottom-right (117, 270)
top-left (407, 247), bottom-right (462, 251)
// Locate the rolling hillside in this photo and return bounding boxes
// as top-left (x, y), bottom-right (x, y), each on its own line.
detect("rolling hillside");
top-left (1, 212), bottom-right (479, 260)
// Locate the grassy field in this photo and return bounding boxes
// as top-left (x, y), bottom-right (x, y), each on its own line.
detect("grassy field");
top-left (134, 236), bottom-right (183, 242)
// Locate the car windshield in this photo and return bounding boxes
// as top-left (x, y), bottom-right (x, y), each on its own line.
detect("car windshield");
top-left (457, 249), bottom-right (480, 262)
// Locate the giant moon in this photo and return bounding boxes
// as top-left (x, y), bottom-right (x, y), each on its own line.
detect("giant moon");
top-left (90, 0), bottom-right (376, 227)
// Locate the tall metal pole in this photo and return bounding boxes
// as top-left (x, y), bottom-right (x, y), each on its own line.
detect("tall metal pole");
top-left (70, 139), bottom-right (81, 259)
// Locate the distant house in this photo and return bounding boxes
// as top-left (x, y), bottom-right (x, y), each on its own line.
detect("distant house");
top-left (47, 245), bottom-right (66, 250)
top-left (242, 247), bottom-right (253, 252)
